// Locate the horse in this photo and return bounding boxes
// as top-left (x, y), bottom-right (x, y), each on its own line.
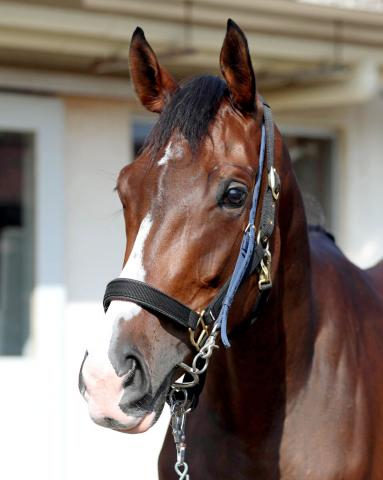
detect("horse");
top-left (79, 19), bottom-right (383, 479)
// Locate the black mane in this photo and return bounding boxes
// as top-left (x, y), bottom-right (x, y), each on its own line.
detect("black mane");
top-left (146, 75), bottom-right (228, 157)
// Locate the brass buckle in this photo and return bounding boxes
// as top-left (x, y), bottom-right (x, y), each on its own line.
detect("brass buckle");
top-left (189, 310), bottom-right (209, 351)
top-left (258, 248), bottom-right (272, 291)
top-left (268, 167), bottom-right (280, 200)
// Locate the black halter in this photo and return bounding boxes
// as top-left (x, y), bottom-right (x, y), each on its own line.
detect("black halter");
top-left (103, 102), bottom-right (279, 343)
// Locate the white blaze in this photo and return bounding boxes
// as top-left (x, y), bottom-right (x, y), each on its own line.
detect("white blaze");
top-left (109, 212), bottom-right (153, 321)
top-left (158, 142), bottom-right (172, 166)
top-left (82, 213), bottom-right (153, 426)
top-left (120, 213), bottom-right (152, 281)
top-left (87, 212), bottom-right (152, 357)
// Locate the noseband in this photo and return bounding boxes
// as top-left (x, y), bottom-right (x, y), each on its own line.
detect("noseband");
top-left (103, 101), bottom-right (279, 479)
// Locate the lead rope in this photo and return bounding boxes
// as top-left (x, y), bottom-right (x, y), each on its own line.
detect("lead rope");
top-left (169, 320), bottom-right (220, 480)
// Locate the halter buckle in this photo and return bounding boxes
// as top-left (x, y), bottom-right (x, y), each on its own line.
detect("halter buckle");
top-left (258, 249), bottom-right (272, 291)
top-left (268, 167), bottom-right (280, 200)
top-left (189, 310), bottom-right (209, 351)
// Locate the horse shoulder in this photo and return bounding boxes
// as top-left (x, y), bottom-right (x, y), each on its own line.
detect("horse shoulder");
top-left (308, 230), bottom-right (383, 367)
top-left (281, 231), bottom-right (383, 479)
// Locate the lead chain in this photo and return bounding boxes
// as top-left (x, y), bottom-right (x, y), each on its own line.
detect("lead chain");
top-left (170, 399), bottom-right (190, 480)
top-left (169, 322), bottom-right (220, 480)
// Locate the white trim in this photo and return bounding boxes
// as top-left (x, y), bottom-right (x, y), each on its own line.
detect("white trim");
top-left (280, 124), bottom-right (337, 139)
top-left (0, 66), bottom-right (134, 100)
top-left (85, 0), bottom-right (383, 28)
top-left (268, 61), bottom-right (380, 111)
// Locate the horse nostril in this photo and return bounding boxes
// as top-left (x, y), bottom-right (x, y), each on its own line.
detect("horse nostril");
top-left (122, 357), bottom-right (137, 388)
top-left (108, 345), bottom-right (151, 407)
top-left (79, 371), bottom-right (86, 396)
top-left (78, 350), bottom-right (88, 396)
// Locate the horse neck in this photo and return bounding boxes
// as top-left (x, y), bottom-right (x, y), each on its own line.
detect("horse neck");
top-left (205, 133), bottom-right (313, 424)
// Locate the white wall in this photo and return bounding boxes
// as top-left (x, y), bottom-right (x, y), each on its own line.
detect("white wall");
top-left (63, 97), bottom-right (170, 480)
top-left (339, 99), bottom-right (383, 267)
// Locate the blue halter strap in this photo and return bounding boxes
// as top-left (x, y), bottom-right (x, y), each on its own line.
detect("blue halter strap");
top-left (217, 124), bottom-right (266, 347)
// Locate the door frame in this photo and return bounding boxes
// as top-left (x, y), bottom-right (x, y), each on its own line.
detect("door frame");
top-left (0, 92), bottom-right (65, 479)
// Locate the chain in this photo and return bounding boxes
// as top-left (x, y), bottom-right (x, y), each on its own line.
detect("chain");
top-left (169, 392), bottom-right (190, 480)
top-left (168, 321), bottom-right (220, 480)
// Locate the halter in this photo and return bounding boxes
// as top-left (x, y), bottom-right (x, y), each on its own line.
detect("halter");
top-left (103, 101), bottom-right (280, 479)
top-left (103, 102), bottom-right (279, 341)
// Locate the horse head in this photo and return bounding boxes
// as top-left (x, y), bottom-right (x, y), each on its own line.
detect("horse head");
top-left (79, 19), bottom-right (283, 434)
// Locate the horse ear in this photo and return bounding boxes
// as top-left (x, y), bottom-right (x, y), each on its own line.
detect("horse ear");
top-left (220, 19), bottom-right (256, 113)
top-left (129, 27), bottom-right (178, 113)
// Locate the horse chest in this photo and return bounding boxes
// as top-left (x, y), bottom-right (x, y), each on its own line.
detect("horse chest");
top-left (278, 386), bottom-right (372, 479)
top-left (160, 392), bottom-right (373, 480)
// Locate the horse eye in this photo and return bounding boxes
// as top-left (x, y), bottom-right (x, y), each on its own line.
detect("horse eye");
top-left (222, 183), bottom-right (248, 208)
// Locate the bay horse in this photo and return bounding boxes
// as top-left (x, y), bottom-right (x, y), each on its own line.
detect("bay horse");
top-left (79, 20), bottom-right (383, 479)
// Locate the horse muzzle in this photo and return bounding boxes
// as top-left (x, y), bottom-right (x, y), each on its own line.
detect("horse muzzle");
top-left (79, 347), bottom-right (156, 434)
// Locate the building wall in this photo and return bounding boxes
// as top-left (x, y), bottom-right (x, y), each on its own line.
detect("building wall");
top-left (341, 99), bottom-right (383, 267)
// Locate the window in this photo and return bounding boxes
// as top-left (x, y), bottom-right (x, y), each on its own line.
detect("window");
top-left (284, 135), bottom-right (334, 229)
top-left (0, 132), bottom-right (34, 355)
top-left (132, 120), bottom-right (154, 158)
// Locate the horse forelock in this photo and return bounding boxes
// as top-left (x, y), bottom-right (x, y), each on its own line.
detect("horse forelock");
top-left (145, 75), bottom-right (228, 159)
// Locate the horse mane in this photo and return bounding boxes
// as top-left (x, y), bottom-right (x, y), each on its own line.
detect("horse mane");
top-left (145, 75), bottom-right (228, 157)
